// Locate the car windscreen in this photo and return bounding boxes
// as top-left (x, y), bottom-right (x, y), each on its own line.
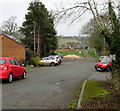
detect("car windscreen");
top-left (101, 60), bottom-right (110, 63)
top-left (0, 59), bottom-right (6, 64)
top-left (100, 56), bottom-right (105, 59)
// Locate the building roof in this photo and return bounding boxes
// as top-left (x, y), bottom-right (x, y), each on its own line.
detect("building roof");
top-left (0, 34), bottom-right (25, 47)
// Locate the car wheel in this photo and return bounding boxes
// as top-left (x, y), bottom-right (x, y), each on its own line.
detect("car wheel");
top-left (107, 67), bottom-right (111, 72)
top-left (8, 73), bottom-right (13, 83)
top-left (22, 71), bottom-right (26, 79)
top-left (95, 67), bottom-right (98, 71)
top-left (59, 60), bottom-right (61, 64)
top-left (50, 62), bottom-right (55, 67)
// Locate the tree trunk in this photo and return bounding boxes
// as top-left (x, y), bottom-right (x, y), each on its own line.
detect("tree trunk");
top-left (33, 22), bottom-right (36, 54)
top-left (43, 42), bottom-right (47, 56)
top-left (37, 24), bottom-right (41, 57)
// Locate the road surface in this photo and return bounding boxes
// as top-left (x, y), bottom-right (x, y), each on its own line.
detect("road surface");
top-left (2, 56), bottom-right (96, 109)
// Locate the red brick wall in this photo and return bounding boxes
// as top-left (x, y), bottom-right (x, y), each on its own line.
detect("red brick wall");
top-left (0, 35), bottom-right (26, 63)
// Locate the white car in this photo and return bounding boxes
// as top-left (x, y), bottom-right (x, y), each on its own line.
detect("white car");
top-left (40, 56), bottom-right (59, 66)
top-left (99, 56), bottom-right (110, 61)
top-left (49, 55), bottom-right (62, 64)
top-left (50, 53), bottom-right (63, 58)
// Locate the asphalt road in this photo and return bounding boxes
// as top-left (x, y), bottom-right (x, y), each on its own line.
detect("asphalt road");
top-left (2, 56), bottom-right (96, 109)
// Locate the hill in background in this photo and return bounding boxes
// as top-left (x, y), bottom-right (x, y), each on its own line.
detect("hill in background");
top-left (57, 35), bottom-right (89, 49)
top-left (57, 36), bottom-right (81, 49)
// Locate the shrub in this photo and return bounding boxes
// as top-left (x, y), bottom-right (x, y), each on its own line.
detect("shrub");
top-left (30, 56), bottom-right (41, 67)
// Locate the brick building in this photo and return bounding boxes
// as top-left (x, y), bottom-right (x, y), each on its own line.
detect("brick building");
top-left (0, 34), bottom-right (26, 64)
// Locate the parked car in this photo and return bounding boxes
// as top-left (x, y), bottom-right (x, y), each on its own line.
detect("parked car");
top-left (0, 57), bottom-right (26, 83)
top-left (50, 53), bottom-right (63, 58)
top-left (99, 56), bottom-right (110, 61)
top-left (95, 59), bottom-right (112, 72)
top-left (49, 55), bottom-right (62, 64)
top-left (40, 56), bottom-right (59, 66)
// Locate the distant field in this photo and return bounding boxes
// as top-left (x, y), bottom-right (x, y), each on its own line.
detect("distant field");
top-left (55, 50), bottom-right (80, 56)
top-left (55, 49), bottom-right (85, 58)
top-left (58, 38), bottom-right (81, 46)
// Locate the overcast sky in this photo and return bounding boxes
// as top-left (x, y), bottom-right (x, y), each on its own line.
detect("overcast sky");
top-left (0, 0), bottom-right (119, 36)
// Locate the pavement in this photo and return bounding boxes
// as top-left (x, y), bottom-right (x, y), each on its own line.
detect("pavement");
top-left (88, 71), bottom-right (112, 81)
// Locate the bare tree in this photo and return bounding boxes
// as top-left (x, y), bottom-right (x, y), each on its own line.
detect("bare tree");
top-left (1, 16), bottom-right (19, 35)
top-left (55, 0), bottom-right (120, 81)
top-left (54, 0), bottom-right (118, 28)
top-left (82, 15), bottom-right (110, 55)
top-left (55, 0), bottom-right (118, 53)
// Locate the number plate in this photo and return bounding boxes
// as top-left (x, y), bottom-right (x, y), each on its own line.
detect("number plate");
top-left (97, 68), bottom-right (101, 70)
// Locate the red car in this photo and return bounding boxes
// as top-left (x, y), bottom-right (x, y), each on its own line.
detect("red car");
top-left (0, 57), bottom-right (26, 83)
top-left (95, 59), bottom-right (112, 72)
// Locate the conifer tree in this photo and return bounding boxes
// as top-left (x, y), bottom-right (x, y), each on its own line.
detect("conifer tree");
top-left (20, 1), bottom-right (57, 57)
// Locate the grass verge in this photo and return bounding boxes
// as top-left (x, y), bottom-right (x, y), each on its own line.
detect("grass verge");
top-left (88, 49), bottom-right (99, 61)
top-left (82, 80), bottom-right (120, 109)
top-left (67, 81), bottom-right (84, 109)
top-left (82, 80), bottom-right (109, 104)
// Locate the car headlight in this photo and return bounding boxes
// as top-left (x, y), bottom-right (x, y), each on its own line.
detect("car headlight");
top-left (102, 64), bottom-right (107, 66)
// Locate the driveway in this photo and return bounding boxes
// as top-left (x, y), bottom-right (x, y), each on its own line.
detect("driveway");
top-left (2, 56), bottom-right (96, 109)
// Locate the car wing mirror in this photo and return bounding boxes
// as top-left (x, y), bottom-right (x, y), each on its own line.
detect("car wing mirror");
top-left (21, 64), bottom-right (25, 67)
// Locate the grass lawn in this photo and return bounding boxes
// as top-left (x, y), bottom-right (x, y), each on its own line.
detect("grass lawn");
top-left (88, 49), bottom-right (99, 61)
top-left (82, 80), bottom-right (109, 104)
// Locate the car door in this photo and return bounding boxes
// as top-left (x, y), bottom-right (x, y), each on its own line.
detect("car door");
top-left (14, 59), bottom-right (24, 76)
top-left (9, 59), bottom-right (18, 77)
top-left (47, 57), bottom-right (52, 65)
top-left (42, 57), bottom-right (51, 65)
top-left (41, 57), bottom-right (47, 65)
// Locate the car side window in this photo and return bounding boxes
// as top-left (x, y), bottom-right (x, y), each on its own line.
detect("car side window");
top-left (42, 57), bottom-right (47, 60)
top-left (48, 57), bottom-right (53, 60)
top-left (47, 57), bottom-right (51, 60)
top-left (51, 57), bottom-right (54, 60)
top-left (14, 60), bottom-right (21, 66)
top-left (10, 59), bottom-right (16, 65)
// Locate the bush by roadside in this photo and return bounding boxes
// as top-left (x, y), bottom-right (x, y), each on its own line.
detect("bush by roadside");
top-left (25, 51), bottom-right (41, 67)
top-left (29, 56), bottom-right (41, 67)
